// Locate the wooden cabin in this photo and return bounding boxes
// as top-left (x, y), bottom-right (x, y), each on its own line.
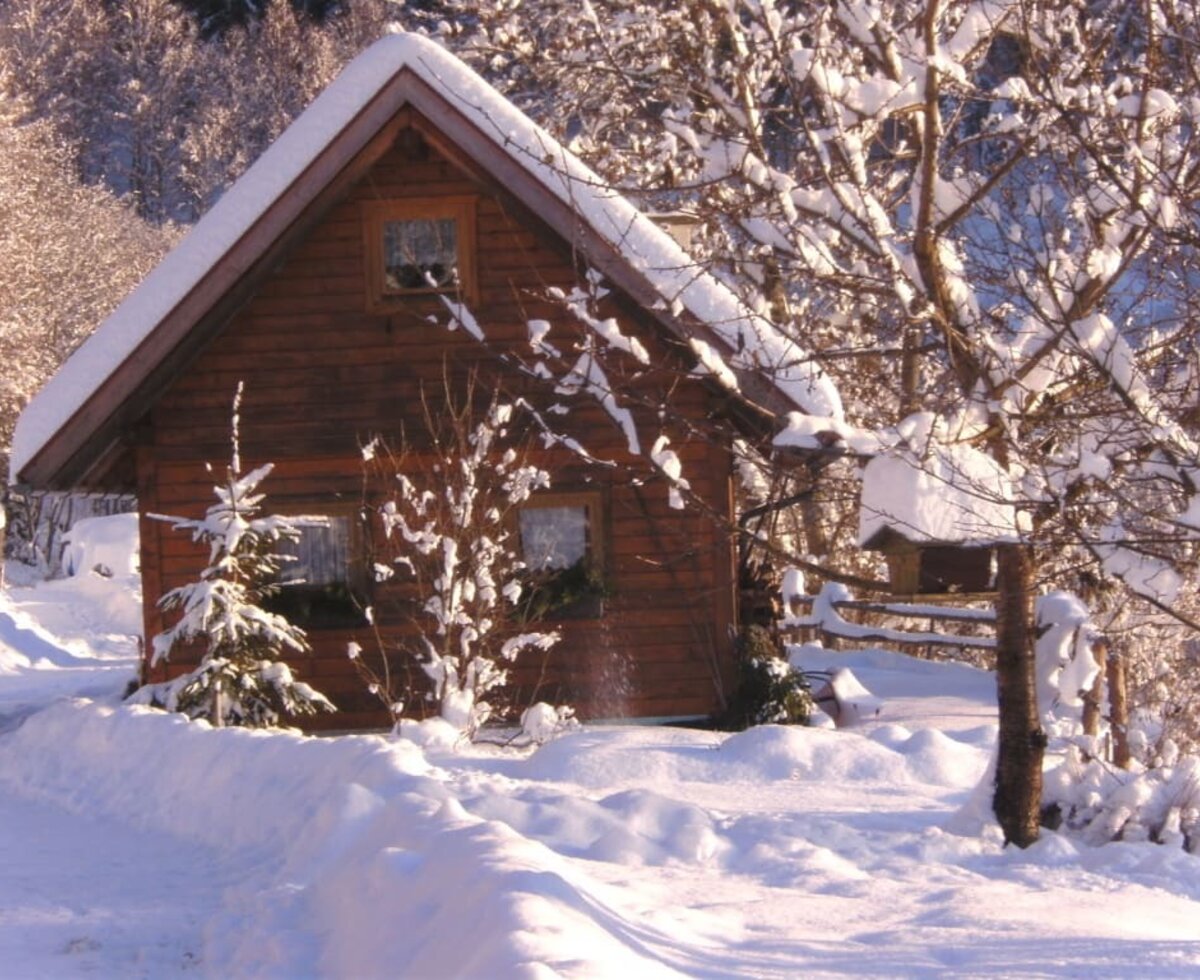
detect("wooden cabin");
top-left (12, 36), bottom-right (841, 730)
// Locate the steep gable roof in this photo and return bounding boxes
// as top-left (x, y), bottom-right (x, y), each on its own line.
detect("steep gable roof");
top-left (12, 32), bottom-right (842, 489)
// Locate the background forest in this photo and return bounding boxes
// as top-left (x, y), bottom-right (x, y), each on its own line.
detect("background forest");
top-left (3, 0), bottom-right (1200, 844)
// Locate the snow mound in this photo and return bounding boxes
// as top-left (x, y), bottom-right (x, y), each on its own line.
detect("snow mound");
top-left (0, 586), bottom-right (1197, 976)
top-left (60, 513), bottom-right (140, 579)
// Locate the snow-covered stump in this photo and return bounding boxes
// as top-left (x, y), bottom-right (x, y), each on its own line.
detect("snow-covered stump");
top-left (810, 668), bottom-right (884, 728)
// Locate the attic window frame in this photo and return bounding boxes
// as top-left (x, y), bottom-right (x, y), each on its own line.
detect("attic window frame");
top-left (363, 196), bottom-right (478, 311)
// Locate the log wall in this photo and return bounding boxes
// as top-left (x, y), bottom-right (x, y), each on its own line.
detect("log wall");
top-left (138, 119), bottom-right (738, 729)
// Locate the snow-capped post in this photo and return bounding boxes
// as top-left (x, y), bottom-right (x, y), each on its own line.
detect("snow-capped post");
top-left (138, 384), bottom-right (335, 727)
top-left (1081, 638), bottom-right (1108, 740)
top-left (1077, 636), bottom-right (1129, 768)
top-left (1108, 650), bottom-right (1131, 770)
top-left (365, 375), bottom-right (562, 740)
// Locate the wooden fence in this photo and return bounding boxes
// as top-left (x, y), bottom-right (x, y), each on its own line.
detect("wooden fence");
top-left (781, 586), bottom-right (997, 667)
top-left (3, 488), bottom-right (137, 576)
top-left (782, 583), bottom-right (1131, 767)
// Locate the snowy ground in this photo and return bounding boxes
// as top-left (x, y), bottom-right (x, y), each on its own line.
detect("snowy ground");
top-left (1, 554), bottom-right (1199, 977)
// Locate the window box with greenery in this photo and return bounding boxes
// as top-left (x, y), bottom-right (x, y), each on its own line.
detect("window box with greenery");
top-left (265, 507), bottom-right (369, 629)
top-left (362, 196), bottom-right (477, 311)
top-left (515, 491), bottom-right (609, 622)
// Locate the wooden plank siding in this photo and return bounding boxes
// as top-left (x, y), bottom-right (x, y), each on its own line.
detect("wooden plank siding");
top-left (138, 121), bottom-right (739, 728)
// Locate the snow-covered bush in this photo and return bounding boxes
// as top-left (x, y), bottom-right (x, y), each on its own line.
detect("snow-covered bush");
top-left (1035, 592), bottom-right (1200, 852)
top-left (1109, 610), bottom-right (1200, 764)
top-left (520, 702), bottom-right (579, 745)
top-left (1044, 747), bottom-right (1200, 853)
top-left (367, 389), bottom-right (562, 740)
top-left (1035, 593), bottom-right (1102, 733)
top-left (137, 389), bottom-right (334, 727)
top-left (726, 625), bottom-right (813, 730)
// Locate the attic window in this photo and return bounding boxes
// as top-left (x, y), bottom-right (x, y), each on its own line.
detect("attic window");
top-left (385, 219), bottom-right (456, 290)
top-left (364, 197), bottom-right (477, 309)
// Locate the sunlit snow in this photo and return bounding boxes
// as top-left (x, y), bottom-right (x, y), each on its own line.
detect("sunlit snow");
top-left (0, 520), bottom-right (1198, 976)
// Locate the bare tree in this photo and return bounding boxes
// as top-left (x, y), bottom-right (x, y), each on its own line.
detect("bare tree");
top-left (0, 0), bottom-right (448, 223)
top-left (0, 91), bottom-right (174, 480)
top-left (364, 379), bottom-right (561, 739)
top-left (0, 0), bottom-right (207, 222)
top-left (468, 0), bottom-right (1200, 845)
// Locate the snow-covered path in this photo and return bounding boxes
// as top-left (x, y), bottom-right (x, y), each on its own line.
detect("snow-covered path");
top-left (0, 577), bottom-right (237, 977)
top-left (2, 550), bottom-right (1199, 978)
top-left (0, 790), bottom-right (229, 977)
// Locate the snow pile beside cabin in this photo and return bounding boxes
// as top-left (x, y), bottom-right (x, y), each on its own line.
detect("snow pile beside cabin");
top-left (60, 512), bottom-right (140, 579)
top-left (0, 517), bottom-right (142, 720)
top-left (12, 31), bottom-right (842, 482)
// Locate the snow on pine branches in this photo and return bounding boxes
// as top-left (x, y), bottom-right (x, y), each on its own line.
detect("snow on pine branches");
top-left (137, 385), bottom-right (334, 727)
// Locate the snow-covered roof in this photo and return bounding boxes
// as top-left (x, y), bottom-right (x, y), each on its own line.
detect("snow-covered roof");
top-left (12, 32), bottom-right (842, 488)
top-left (859, 443), bottom-right (1023, 548)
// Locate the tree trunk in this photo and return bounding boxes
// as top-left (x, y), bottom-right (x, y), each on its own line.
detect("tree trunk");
top-left (992, 543), bottom-right (1046, 847)
top-left (1082, 638), bottom-right (1108, 739)
top-left (212, 679), bottom-right (224, 729)
top-left (1107, 650), bottom-right (1131, 769)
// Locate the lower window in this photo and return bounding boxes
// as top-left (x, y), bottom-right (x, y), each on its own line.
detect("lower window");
top-left (267, 511), bottom-right (367, 629)
top-left (516, 492), bottom-right (607, 620)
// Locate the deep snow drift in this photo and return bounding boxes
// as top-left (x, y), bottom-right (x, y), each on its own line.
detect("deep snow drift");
top-left (0, 545), bottom-right (1198, 977)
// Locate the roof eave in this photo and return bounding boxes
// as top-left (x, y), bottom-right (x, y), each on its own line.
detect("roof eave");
top-left (16, 71), bottom-right (434, 490)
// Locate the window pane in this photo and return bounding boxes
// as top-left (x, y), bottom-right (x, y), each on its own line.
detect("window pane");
top-left (519, 505), bottom-right (589, 571)
top-left (383, 218), bottom-right (457, 290)
top-left (278, 516), bottom-right (350, 586)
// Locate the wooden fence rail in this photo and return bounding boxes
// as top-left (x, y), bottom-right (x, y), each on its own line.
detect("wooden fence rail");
top-left (781, 587), bottom-right (997, 662)
top-left (782, 584), bottom-right (1131, 769)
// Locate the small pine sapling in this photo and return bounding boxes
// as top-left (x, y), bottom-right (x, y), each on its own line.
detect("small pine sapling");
top-left (142, 384), bottom-right (335, 727)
